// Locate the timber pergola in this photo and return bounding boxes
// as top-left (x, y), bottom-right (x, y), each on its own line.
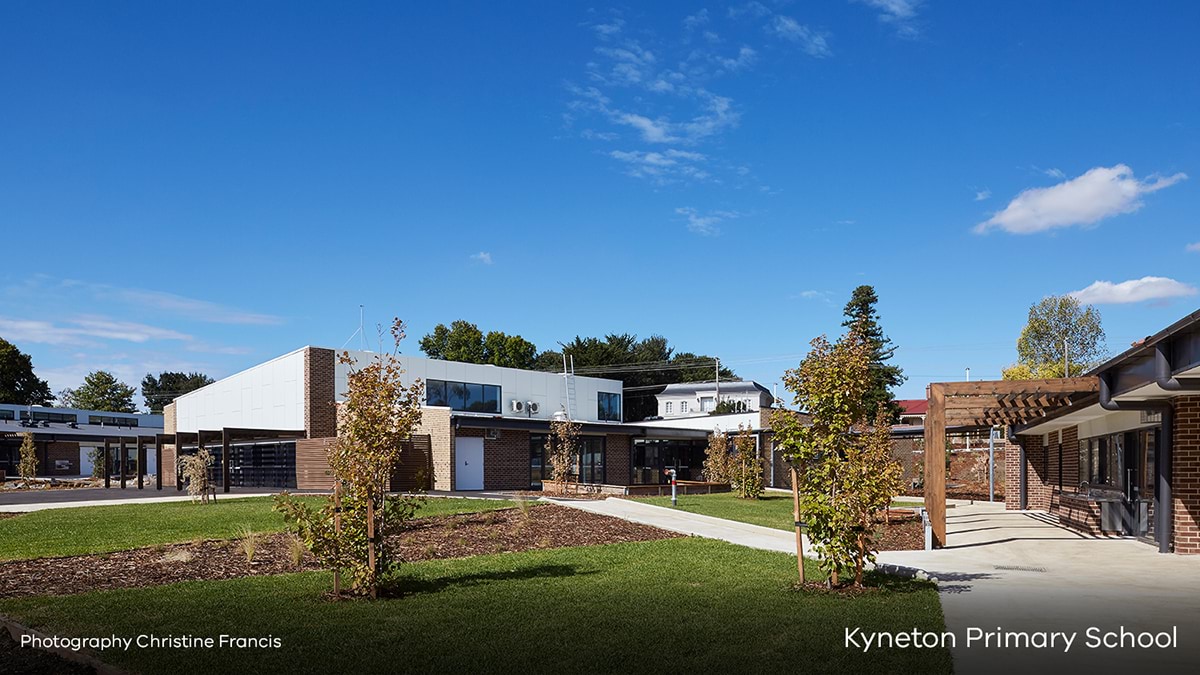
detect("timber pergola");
top-left (923, 376), bottom-right (1098, 547)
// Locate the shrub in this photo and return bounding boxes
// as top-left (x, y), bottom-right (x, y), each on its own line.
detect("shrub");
top-left (287, 533), bottom-right (307, 569)
top-left (702, 430), bottom-right (733, 484)
top-left (545, 417), bottom-right (581, 493)
top-left (179, 448), bottom-right (214, 504)
top-left (17, 432), bottom-right (37, 487)
top-left (237, 524), bottom-right (260, 564)
top-left (731, 425), bottom-right (764, 499)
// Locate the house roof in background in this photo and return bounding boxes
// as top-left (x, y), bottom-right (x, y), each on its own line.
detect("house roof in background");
top-left (897, 399), bottom-right (928, 415)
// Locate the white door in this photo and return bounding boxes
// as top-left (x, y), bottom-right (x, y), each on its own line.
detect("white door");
top-left (455, 437), bottom-right (485, 490)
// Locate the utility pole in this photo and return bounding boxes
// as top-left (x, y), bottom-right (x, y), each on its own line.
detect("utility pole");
top-left (715, 357), bottom-right (720, 407)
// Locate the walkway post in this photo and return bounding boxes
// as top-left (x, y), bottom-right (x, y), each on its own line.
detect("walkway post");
top-left (103, 439), bottom-right (110, 489)
top-left (222, 428), bottom-right (231, 494)
top-left (923, 383), bottom-right (947, 548)
top-left (119, 440), bottom-right (127, 490)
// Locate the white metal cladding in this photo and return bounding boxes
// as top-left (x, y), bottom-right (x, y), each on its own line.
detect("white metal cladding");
top-left (173, 348), bottom-right (306, 433)
top-left (336, 350), bottom-right (625, 423)
top-left (631, 411), bottom-right (762, 433)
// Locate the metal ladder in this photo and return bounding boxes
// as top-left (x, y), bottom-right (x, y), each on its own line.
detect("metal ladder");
top-left (562, 354), bottom-right (577, 420)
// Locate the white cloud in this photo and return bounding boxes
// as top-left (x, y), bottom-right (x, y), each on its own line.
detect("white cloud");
top-left (856, 0), bottom-right (923, 39)
top-left (975, 164), bottom-right (1187, 234)
top-left (974, 189), bottom-right (991, 201)
top-left (683, 9), bottom-right (709, 31)
top-left (767, 16), bottom-right (832, 58)
top-left (470, 252), bottom-right (493, 265)
top-left (610, 149), bottom-right (711, 183)
top-left (1187, 242), bottom-right (1200, 253)
top-left (715, 46), bottom-right (757, 72)
top-left (105, 287), bottom-right (283, 325)
top-left (728, 2), bottom-right (772, 20)
top-left (675, 207), bottom-right (740, 236)
top-left (616, 113), bottom-right (679, 143)
top-left (0, 315), bottom-right (191, 346)
top-left (1043, 167), bottom-right (1066, 179)
top-left (1069, 276), bottom-right (1198, 305)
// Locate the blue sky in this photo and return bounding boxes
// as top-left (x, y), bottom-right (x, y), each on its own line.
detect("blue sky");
top-left (2, 1), bottom-right (1198, 406)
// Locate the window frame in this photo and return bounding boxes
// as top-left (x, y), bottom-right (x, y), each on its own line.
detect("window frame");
top-left (426, 378), bottom-right (501, 414)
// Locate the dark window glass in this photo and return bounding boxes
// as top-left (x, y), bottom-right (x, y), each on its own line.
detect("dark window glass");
top-left (464, 383), bottom-right (485, 411)
top-left (432, 379), bottom-right (501, 413)
top-left (88, 415), bottom-right (138, 427)
top-left (24, 411), bottom-right (78, 424)
top-left (598, 392), bottom-right (621, 422)
top-left (448, 382), bottom-right (468, 410)
top-left (0, 410), bottom-right (13, 421)
top-left (482, 385), bottom-right (500, 413)
top-left (530, 434), bottom-right (548, 488)
top-left (426, 380), bottom-right (447, 407)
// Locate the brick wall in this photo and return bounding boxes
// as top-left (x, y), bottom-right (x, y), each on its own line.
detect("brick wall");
top-left (418, 407), bottom-right (453, 490)
top-left (163, 402), bottom-right (176, 434)
top-left (303, 347), bottom-right (337, 439)
top-left (456, 427), bottom-right (530, 490)
top-left (606, 434), bottom-right (631, 486)
top-left (1173, 396), bottom-right (1200, 554)
top-left (1010, 433), bottom-right (1050, 510)
top-left (41, 441), bottom-right (80, 476)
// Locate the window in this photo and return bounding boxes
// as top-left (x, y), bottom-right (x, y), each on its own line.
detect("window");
top-left (426, 379), bottom-right (500, 414)
top-left (21, 410), bottom-right (77, 424)
top-left (598, 392), bottom-right (621, 422)
top-left (680, 401), bottom-right (689, 414)
top-left (700, 396), bottom-right (715, 412)
top-left (532, 434), bottom-right (606, 486)
top-left (0, 410), bottom-right (13, 421)
top-left (88, 415), bottom-right (139, 427)
top-left (665, 402), bottom-right (673, 415)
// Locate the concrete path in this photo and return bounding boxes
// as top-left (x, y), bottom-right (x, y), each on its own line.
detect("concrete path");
top-left (0, 488), bottom-right (281, 512)
top-left (876, 502), bottom-right (1200, 675)
top-left (543, 496), bottom-right (809, 555)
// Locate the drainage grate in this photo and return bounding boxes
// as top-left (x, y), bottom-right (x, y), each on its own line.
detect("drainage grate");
top-left (993, 565), bottom-right (1046, 573)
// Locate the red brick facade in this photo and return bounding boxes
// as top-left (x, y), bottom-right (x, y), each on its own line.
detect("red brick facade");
top-left (303, 347), bottom-right (337, 439)
top-left (1174, 396), bottom-right (1200, 553)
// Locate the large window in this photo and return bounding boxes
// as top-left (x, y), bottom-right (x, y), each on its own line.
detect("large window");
top-left (88, 415), bottom-right (139, 427)
top-left (426, 379), bottom-right (501, 413)
top-left (665, 402), bottom-right (673, 415)
top-left (680, 401), bottom-right (689, 414)
top-left (530, 434), bottom-right (606, 487)
top-left (21, 410), bottom-right (77, 424)
top-left (0, 410), bottom-right (13, 421)
top-left (598, 392), bottom-right (621, 422)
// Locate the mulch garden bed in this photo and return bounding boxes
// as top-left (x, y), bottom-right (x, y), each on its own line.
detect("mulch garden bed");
top-left (0, 505), bottom-right (679, 599)
top-left (874, 512), bottom-right (924, 551)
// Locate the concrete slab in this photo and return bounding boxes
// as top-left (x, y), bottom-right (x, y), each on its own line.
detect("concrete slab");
top-left (877, 503), bottom-right (1200, 675)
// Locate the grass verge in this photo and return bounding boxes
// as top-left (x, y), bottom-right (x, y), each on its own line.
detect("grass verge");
top-left (0, 496), bottom-right (513, 560)
top-left (638, 492), bottom-right (923, 530)
top-left (0, 538), bottom-right (950, 674)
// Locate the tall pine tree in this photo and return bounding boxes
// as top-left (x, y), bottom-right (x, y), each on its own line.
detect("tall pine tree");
top-left (841, 285), bottom-right (905, 423)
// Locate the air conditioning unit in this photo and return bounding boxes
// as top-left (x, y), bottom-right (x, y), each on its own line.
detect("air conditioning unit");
top-left (528, 401), bottom-right (540, 415)
top-left (511, 400), bottom-right (524, 413)
top-left (485, 428), bottom-right (501, 440)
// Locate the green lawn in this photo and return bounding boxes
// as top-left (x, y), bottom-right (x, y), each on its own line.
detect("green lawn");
top-left (638, 492), bottom-right (924, 531)
top-left (0, 496), bottom-right (513, 560)
top-left (0, 538), bottom-right (951, 674)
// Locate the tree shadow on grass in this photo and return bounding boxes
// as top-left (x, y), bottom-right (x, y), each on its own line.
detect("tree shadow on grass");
top-left (382, 564), bottom-right (596, 598)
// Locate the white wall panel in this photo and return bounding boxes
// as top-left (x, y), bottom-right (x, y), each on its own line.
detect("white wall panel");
top-left (174, 348), bottom-right (306, 432)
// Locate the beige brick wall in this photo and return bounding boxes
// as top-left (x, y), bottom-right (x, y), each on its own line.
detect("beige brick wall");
top-left (303, 347), bottom-right (337, 439)
top-left (418, 407), bottom-right (453, 490)
top-left (163, 402), bottom-right (176, 434)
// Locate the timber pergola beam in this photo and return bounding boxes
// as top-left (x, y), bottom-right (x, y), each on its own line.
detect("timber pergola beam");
top-left (924, 376), bottom-right (1098, 548)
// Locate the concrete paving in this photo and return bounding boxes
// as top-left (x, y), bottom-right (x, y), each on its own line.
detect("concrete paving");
top-left (543, 496), bottom-right (810, 555)
top-left (876, 502), bottom-right (1200, 675)
top-left (0, 487), bottom-right (282, 511)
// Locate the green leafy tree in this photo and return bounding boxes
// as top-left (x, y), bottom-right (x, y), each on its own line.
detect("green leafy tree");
top-left (420, 320), bottom-right (538, 369)
top-left (141, 371), bottom-right (215, 414)
top-left (0, 338), bottom-right (52, 406)
top-left (58, 371), bottom-right (138, 412)
top-left (731, 425), bottom-right (764, 499)
top-left (842, 285), bottom-right (904, 423)
top-left (276, 318), bottom-right (425, 598)
top-left (773, 329), bottom-right (902, 586)
top-left (702, 430), bottom-right (734, 484)
top-left (18, 432), bottom-right (38, 486)
top-left (1004, 295), bottom-right (1106, 379)
top-left (712, 399), bottom-right (748, 414)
